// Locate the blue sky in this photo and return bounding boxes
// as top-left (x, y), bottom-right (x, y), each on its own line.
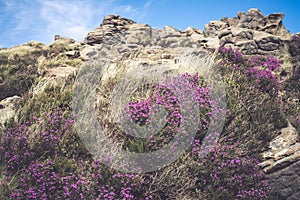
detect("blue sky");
top-left (1, 0), bottom-right (300, 48)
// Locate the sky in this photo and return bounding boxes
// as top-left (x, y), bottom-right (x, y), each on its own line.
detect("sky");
top-left (1, 0), bottom-right (300, 48)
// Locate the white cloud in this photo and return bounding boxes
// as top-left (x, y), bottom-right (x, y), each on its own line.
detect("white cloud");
top-left (15, 8), bottom-right (36, 30)
top-left (144, 0), bottom-right (153, 8)
top-left (38, 0), bottom-right (93, 42)
top-left (37, 0), bottom-right (149, 43)
top-left (2, 0), bottom-right (18, 11)
top-left (1, 0), bottom-right (151, 47)
top-left (111, 4), bottom-right (145, 20)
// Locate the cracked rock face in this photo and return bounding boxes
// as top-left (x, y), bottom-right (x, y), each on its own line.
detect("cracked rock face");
top-left (205, 8), bottom-right (291, 56)
top-left (82, 14), bottom-right (218, 61)
top-left (83, 9), bottom-right (292, 63)
top-left (259, 123), bottom-right (300, 200)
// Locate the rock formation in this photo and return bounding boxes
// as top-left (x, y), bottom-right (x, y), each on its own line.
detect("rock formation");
top-left (259, 123), bottom-right (300, 199)
top-left (81, 8), bottom-right (292, 64)
top-left (82, 14), bottom-right (217, 61)
top-left (205, 8), bottom-right (291, 56)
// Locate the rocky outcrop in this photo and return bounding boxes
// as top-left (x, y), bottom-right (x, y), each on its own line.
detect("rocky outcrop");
top-left (54, 35), bottom-right (76, 44)
top-left (82, 9), bottom-right (293, 62)
top-left (205, 8), bottom-right (291, 55)
top-left (82, 15), bottom-right (221, 61)
top-left (84, 14), bottom-right (199, 49)
top-left (85, 15), bottom-right (135, 45)
top-left (218, 27), bottom-right (285, 55)
top-left (207, 8), bottom-right (290, 38)
top-left (237, 8), bottom-right (289, 36)
top-left (52, 35), bottom-right (81, 59)
top-left (259, 123), bottom-right (300, 200)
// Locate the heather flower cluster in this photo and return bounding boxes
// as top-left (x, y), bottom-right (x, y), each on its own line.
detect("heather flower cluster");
top-left (288, 33), bottom-right (300, 57)
top-left (0, 123), bottom-right (32, 172)
top-left (194, 142), bottom-right (271, 199)
top-left (125, 67), bottom-right (272, 199)
top-left (246, 55), bottom-right (281, 95)
top-left (247, 55), bottom-right (280, 71)
top-left (7, 159), bottom-right (143, 199)
top-left (10, 160), bottom-right (88, 199)
top-left (1, 45), bottom-right (282, 199)
top-left (217, 46), bottom-right (244, 68)
top-left (217, 46), bottom-right (281, 96)
top-left (127, 73), bottom-right (211, 150)
top-left (0, 109), bottom-right (150, 199)
top-left (0, 109), bottom-right (74, 175)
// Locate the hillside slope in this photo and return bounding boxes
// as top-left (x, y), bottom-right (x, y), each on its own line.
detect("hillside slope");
top-left (0, 8), bottom-right (299, 199)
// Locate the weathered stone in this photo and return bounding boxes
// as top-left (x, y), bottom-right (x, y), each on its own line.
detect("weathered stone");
top-left (85, 15), bottom-right (135, 45)
top-left (266, 161), bottom-right (300, 199)
top-left (255, 35), bottom-right (283, 51)
top-left (258, 159), bottom-right (274, 168)
top-left (205, 20), bottom-right (228, 37)
top-left (274, 143), bottom-right (300, 160)
top-left (79, 45), bottom-right (99, 60)
top-left (0, 95), bottom-right (21, 127)
top-left (221, 16), bottom-right (239, 27)
top-left (125, 24), bottom-right (154, 46)
top-left (236, 30), bottom-right (253, 41)
top-left (160, 54), bottom-right (174, 59)
top-left (237, 8), bottom-right (264, 29)
top-left (236, 40), bottom-right (258, 55)
top-left (268, 151), bottom-right (300, 172)
top-left (54, 35), bottom-right (75, 44)
top-left (182, 27), bottom-right (206, 44)
top-left (183, 27), bottom-right (204, 36)
top-left (269, 124), bottom-right (298, 151)
top-left (258, 13), bottom-right (290, 39)
top-left (205, 8), bottom-right (292, 55)
top-left (218, 28), bottom-right (232, 39)
top-left (259, 123), bottom-right (300, 199)
top-left (0, 95), bottom-right (21, 107)
top-left (101, 14), bottom-right (135, 27)
top-left (160, 26), bottom-right (183, 38)
top-left (219, 34), bottom-right (234, 46)
top-left (190, 34), bottom-right (206, 43)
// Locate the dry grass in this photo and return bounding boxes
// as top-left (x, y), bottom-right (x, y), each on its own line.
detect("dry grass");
top-left (0, 41), bottom-right (46, 58)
